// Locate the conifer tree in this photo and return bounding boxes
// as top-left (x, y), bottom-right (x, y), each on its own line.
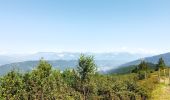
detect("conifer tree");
top-left (156, 58), bottom-right (166, 82)
top-left (156, 57), bottom-right (166, 70)
top-left (77, 54), bottom-right (97, 100)
top-left (138, 61), bottom-right (148, 79)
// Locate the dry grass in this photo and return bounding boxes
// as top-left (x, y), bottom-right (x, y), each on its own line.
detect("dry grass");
top-left (150, 82), bottom-right (170, 100)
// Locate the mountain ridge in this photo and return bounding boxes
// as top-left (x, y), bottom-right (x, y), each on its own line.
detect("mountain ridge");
top-left (121, 52), bottom-right (170, 67)
top-left (108, 52), bottom-right (170, 74)
top-left (0, 52), bottom-right (149, 65)
top-left (0, 52), bottom-right (155, 75)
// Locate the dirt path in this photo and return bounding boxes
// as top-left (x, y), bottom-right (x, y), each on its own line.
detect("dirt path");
top-left (150, 78), bottom-right (170, 100)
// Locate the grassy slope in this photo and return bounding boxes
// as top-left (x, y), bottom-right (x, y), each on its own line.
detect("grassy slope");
top-left (150, 84), bottom-right (170, 100)
top-left (135, 70), bottom-right (170, 99)
top-left (150, 71), bottom-right (170, 100)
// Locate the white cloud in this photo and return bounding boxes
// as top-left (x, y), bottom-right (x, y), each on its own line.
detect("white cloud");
top-left (110, 47), bottom-right (163, 55)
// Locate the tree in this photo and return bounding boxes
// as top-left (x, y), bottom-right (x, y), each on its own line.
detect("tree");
top-left (131, 66), bottom-right (138, 73)
top-left (77, 54), bottom-right (97, 100)
top-left (0, 55), bottom-right (154, 100)
top-left (156, 58), bottom-right (166, 82)
top-left (29, 59), bottom-right (53, 99)
top-left (62, 69), bottom-right (77, 87)
top-left (138, 61), bottom-right (148, 71)
top-left (138, 61), bottom-right (148, 79)
top-left (27, 59), bottom-right (82, 100)
top-left (156, 57), bottom-right (166, 70)
top-left (0, 70), bottom-right (24, 100)
top-left (77, 54), bottom-right (97, 82)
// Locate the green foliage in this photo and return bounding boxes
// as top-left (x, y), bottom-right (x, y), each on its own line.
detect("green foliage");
top-left (76, 54), bottom-right (97, 99)
top-left (113, 62), bottom-right (156, 74)
top-left (137, 71), bottom-right (146, 80)
top-left (138, 61), bottom-right (148, 71)
top-left (77, 54), bottom-right (97, 82)
top-left (131, 61), bottom-right (151, 80)
top-left (0, 70), bottom-right (24, 99)
top-left (156, 57), bottom-right (166, 70)
top-left (0, 54), bottom-right (159, 100)
top-left (138, 75), bottom-right (159, 98)
top-left (62, 69), bottom-right (77, 87)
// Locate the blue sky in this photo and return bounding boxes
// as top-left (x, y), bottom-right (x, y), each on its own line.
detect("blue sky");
top-left (0, 0), bottom-right (170, 54)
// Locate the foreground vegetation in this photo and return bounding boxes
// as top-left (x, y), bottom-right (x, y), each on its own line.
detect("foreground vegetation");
top-left (0, 55), bottom-right (168, 100)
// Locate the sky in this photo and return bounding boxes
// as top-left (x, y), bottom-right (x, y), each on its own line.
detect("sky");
top-left (0, 0), bottom-right (170, 54)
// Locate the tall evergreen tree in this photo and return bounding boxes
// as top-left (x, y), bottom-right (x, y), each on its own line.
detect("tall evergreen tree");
top-left (138, 61), bottom-right (148, 71)
top-left (77, 54), bottom-right (97, 82)
top-left (138, 61), bottom-right (148, 79)
top-left (77, 54), bottom-right (97, 100)
top-left (156, 57), bottom-right (166, 70)
top-left (156, 58), bottom-right (166, 82)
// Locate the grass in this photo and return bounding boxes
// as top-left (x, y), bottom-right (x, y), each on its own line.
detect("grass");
top-left (141, 71), bottom-right (170, 100)
top-left (149, 71), bottom-right (170, 100)
top-left (150, 82), bottom-right (170, 100)
top-left (150, 75), bottom-right (170, 100)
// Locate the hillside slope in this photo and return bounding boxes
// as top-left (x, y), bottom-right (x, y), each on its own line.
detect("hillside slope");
top-left (121, 52), bottom-right (170, 67)
top-left (108, 52), bottom-right (170, 74)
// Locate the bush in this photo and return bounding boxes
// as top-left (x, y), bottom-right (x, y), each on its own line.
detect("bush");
top-left (0, 56), bottom-right (159, 100)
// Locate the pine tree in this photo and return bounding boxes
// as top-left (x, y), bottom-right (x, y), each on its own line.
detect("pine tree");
top-left (77, 54), bottom-right (97, 100)
top-left (138, 61), bottom-right (148, 79)
top-left (156, 58), bottom-right (166, 83)
top-left (156, 57), bottom-right (166, 70)
top-left (138, 61), bottom-right (148, 71)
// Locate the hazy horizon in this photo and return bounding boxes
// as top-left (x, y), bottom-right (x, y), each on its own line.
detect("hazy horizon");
top-left (0, 0), bottom-right (170, 54)
top-left (0, 51), bottom-right (164, 56)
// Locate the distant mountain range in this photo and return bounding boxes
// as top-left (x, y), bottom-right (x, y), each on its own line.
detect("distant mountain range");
top-left (0, 52), bottom-right (149, 65)
top-left (0, 52), bottom-right (149, 75)
top-left (0, 60), bottom-right (127, 75)
top-left (0, 60), bottom-right (76, 75)
top-left (1, 52), bottom-right (169, 75)
top-left (109, 52), bottom-right (170, 74)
